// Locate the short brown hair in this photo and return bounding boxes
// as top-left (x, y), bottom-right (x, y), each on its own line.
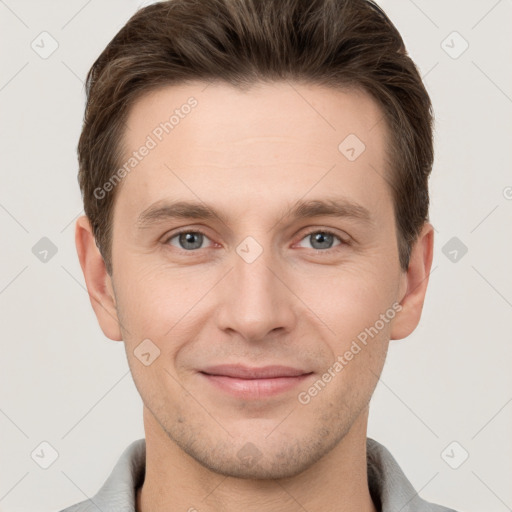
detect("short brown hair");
top-left (78, 0), bottom-right (434, 275)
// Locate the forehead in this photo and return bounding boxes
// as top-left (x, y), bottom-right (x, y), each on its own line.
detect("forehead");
top-left (115, 80), bottom-right (392, 221)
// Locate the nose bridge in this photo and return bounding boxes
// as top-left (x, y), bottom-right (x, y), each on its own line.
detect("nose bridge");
top-left (216, 234), bottom-right (294, 341)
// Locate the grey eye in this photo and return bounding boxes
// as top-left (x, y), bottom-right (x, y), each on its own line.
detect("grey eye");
top-left (168, 231), bottom-right (208, 250)
top-left (297, 231), bottom-right (342, 250)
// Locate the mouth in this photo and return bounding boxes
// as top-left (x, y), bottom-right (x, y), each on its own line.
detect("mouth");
top-left (199, 364), bottom-right (314, 399)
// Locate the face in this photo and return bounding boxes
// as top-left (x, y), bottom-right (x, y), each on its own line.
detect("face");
top-left (100, 81), bottom-right (411, 478)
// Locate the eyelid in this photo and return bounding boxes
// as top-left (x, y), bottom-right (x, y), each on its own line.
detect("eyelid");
top-left (294, 227), bottom-right (350, 249)
top-left (163, 225), bottom-right (350, 253)
top-left (162, 227), bottom-right (214, 247)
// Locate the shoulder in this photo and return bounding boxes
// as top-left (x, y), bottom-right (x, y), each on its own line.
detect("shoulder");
top-left (56, 439), bottom-right (146, 512)
top-left (366, 437), bottom-right (461, 512)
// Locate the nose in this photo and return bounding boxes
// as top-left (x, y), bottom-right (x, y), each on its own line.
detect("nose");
top-left (215, 239), bottom-right (297, 343)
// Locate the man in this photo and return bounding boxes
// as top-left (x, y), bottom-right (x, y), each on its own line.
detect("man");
top-left (61, 0), bottom-right (459, 510)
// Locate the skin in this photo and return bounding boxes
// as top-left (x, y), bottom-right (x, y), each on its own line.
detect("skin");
top-left (75, 81), bottom-right (433, 512)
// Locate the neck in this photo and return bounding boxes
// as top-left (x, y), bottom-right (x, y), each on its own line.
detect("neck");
top-left (137, 406), bottom-right (377, 512)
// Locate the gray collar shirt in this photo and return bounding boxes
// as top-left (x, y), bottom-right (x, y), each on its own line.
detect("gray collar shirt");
top-left (58, 437), bottom-right (459, 512)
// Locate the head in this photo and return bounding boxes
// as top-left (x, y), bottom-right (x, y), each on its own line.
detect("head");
top-left (76, 0), bottom-right (434, 479)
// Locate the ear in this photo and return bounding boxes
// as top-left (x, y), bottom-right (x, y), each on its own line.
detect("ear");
top-left (390, 222), bottom-right (434, 340)
top-left (75, 215), bottom-right (123, 341)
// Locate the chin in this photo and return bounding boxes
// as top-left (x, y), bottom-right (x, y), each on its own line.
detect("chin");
top-left (174, 428), bottom-right (342, 481)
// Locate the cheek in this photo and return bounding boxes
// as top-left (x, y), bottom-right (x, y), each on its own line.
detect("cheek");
top-left (302, 263), bottom-right (398, 338)
top-left (114, 261), bottom-right (202, 337)
top-left (312, 275), bottom-right (393, 404)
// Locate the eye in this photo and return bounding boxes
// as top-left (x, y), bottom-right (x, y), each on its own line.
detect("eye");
top-left (296, 229), bottom-right (346, 251)
top-left (164, 229), bottom-right (213, 251)
top-left (163, 228), bottom-right (348, 253)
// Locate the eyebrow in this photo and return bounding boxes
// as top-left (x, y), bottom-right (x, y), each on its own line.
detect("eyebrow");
top-left (136, 197), bottom-right (374, 230)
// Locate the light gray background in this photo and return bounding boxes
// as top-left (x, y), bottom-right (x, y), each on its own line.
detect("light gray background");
top-left (1, 1), bottom-right (511, 511)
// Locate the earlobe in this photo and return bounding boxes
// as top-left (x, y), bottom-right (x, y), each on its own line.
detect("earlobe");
top-left (75, 215), bottom-right (123, 341)
top-left (390, 222), bottom-right (434, 341)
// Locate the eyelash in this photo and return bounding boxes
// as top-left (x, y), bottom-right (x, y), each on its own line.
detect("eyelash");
top-left (163, 228), bottom-right (349, 254)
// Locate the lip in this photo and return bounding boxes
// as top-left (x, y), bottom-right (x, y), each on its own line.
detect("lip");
top-left (199, 364), bottom-right (314, 399)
